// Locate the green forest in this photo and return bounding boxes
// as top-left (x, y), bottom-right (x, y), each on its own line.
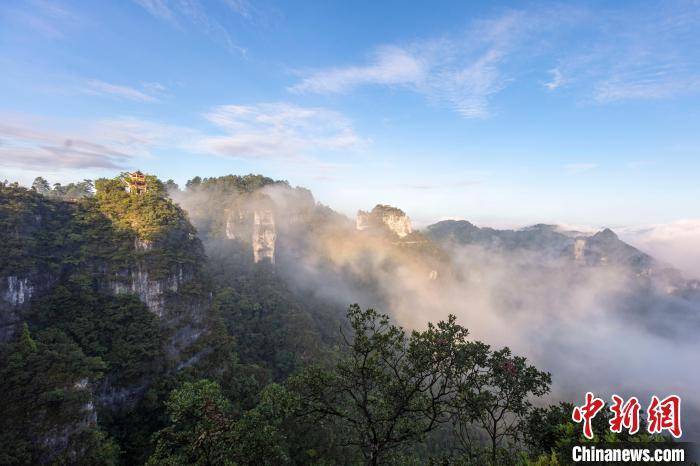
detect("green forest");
top-left (0, 174), bottom-right (669, 465)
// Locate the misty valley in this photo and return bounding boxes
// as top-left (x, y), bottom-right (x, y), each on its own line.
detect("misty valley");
top-left (0, 172), bottom-right (697, 465)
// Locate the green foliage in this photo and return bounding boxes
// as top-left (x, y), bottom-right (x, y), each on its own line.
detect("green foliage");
top-left (0, 326), bottom-right (117, 465)
top-left (187, 174), bottom-right (285, 194)
top-left (291, 305), bottom-right (492, 465)
top-left (148, 380), bottom-right (299, 466)
top-left (0, 178), bottom-right (213, 464)
top-left (31, 285), bottom-right (164, 388)
top-left (1, 175), bottom-right (570, 466)
top-left (453, 347), bottom-right (552, 464)
top-left (95, 175), bottom-right (193, 242)
top-left (31, 176), bottom-right (51, 194)
top-left (49, 179), bottom-right (94, 199)
top-left (0, 184), bottom-right (76, 277)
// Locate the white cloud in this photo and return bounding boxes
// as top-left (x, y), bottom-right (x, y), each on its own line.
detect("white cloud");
top-left (545, 67), bottom-right (566, 90)
top-left (85, 80), bottom-right (159, 102)
top-left (133, 0), bottom-right (176, 24)
top-left (0, 120), bottom-right (130, 170)
top-left (552, 3), bottom-right (700, 103)
top-left (620, 219), bottom-right (700, 279)
top-left (291, 45), bottom-right (427, 94)
top-left (594, 73), bottom-right (700, 103)
top-left (197, 102), bottom-right (364, 159)
top-left (290, 4), bottom-right (700, 110)
top-left (290, 12), bottom-right (527, 118)
top-left (7, 0), bottom-right (82, 39)
top-left (133, 0), bottom-right (248, 54)
top-left (0, 116), bottom-right (190, 170)
top-left (221, 0), bottom-right (253, 20)
top-left (0, 103), bottom-right (364, 173)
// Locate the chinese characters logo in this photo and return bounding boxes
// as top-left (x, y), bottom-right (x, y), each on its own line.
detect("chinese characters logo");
top-left (572, 392), bottom-right (681, 439)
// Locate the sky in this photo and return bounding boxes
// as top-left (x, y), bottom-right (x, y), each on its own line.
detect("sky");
top-left (1, 0), bottom-right (700, 231)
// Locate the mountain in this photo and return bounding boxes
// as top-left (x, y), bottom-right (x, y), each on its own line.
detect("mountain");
top-left (2, 172), bottom-right (700, 463)
top-left (0, 174), bottom-right (347, 464)
top-left (425, 220), bottom-right (700, 297)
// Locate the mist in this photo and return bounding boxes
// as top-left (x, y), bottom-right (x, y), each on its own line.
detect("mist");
top-left (621, 220), bottom-right (700, 280)
top-left (171, 180), bottom-right (700, 440)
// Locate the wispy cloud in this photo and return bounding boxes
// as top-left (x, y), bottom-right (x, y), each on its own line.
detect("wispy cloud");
top-left (84, 80), bottom-right (161, 102)
top-left (594, 71), bottom-right (700, 103)
top-left (0, 120), bottom-right (131, 170)
top-left (197, 102), bottom-right (364, 159)
top-left (0, 115), bottom-right (190, 170)
top-left (292, 3), bottom-right (700, 112)
top-left (221, 0), bottom-right (253, 20)
top-left (0, 102), bottom-right (365, 172)
top-left (133, 0), bottom-right (176, 24)
top-left (544, 67), bottom-right (566, 91)
top-left (7, 0), bottom-right (81, 39)
top-left (291, 45), bottom-right (427, 94)
top-left (133, 0), bottom-right (250, 54)
top-left (290, 12), bottom-right (529, 118)
top-left (546, 3), bottom-right (700, 103)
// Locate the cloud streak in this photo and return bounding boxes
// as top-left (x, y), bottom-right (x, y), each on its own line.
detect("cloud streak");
top-left (292, 3), bottom-right (700, 113)
top-left (545, 3), bottom-right (700, 103)
top-left (133, 0), bottom-right (250, 54)
top-left (0, 121), bottom-right (131, 170)
top-left (0, 103), bottom-right (365, 172)
top-left (290, 12), bottom-right (528, 118)
top-left (84, 80), bottom-right (160, 102)
top-left (197, 102), bottom-right (364, 159)
top-left (0, 116), bottom-right (192, 170)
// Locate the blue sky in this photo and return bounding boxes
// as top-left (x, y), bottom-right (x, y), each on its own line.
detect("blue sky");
top-left (1, 0), bottom-right (700, 228)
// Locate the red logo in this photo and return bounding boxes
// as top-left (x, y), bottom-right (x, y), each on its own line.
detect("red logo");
top-left (647, 395), bottom-right (682, 438)
top-left (572, 392), bottom-right (605, 439)
top-left (609, 394), bottom-right (641, 435)
top-left (572, 393), bottom-right (682, 439)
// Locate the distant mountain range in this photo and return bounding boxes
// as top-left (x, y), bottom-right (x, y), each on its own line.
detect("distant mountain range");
top-left (425, 219), bottom-right (700, 313)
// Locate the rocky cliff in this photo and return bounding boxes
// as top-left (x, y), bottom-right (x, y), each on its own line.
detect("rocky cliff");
top-left (225, 206), bottom-right (277, 264)
top-left (357, 204), bottom-right (413, 238)
top-left (253, 209), bottom-right (276, 263)
top-left (425, 220), bottom-right (699, 299)
top-left (0, 175), bottom-right (211, 370)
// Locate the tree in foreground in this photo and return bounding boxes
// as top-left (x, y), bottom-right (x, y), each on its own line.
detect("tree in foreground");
top-left (148, 380), bottom-right (298, 466)
top-left (290, 304), bottom-right (488, 465)
top-left (452, 347), bottom-right (552, 464)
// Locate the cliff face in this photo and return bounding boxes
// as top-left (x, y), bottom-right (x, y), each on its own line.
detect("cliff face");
top-left (108, 263), bottom-right (192, 318)
top-left (225, 206), bottom-right (277, 263)
top-left (0, 178), bottom-right (217, 461)
top-left (0, 178), bottom-right (210, 360)
top-left (253, 209), bottom-right (276, 263)
top-left (357, 204), bottom-right (413, 238)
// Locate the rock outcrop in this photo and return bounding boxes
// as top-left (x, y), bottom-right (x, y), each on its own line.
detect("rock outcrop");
top-left (225, 206), bottom-right (277, 264)
top-left (253, 209), bottom-right (276, 263)
top-left (109, 265), bottom-right (191, 318)
top-left (357, 204), bottom-right (413, 238)
top-left (3, 276), bottom-right (34, 305)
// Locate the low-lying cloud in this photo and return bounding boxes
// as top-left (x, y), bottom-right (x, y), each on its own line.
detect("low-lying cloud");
top-left (621, 219), bottom-right (700, 280)
top-left (172, 181), bottom-right (700, 439)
